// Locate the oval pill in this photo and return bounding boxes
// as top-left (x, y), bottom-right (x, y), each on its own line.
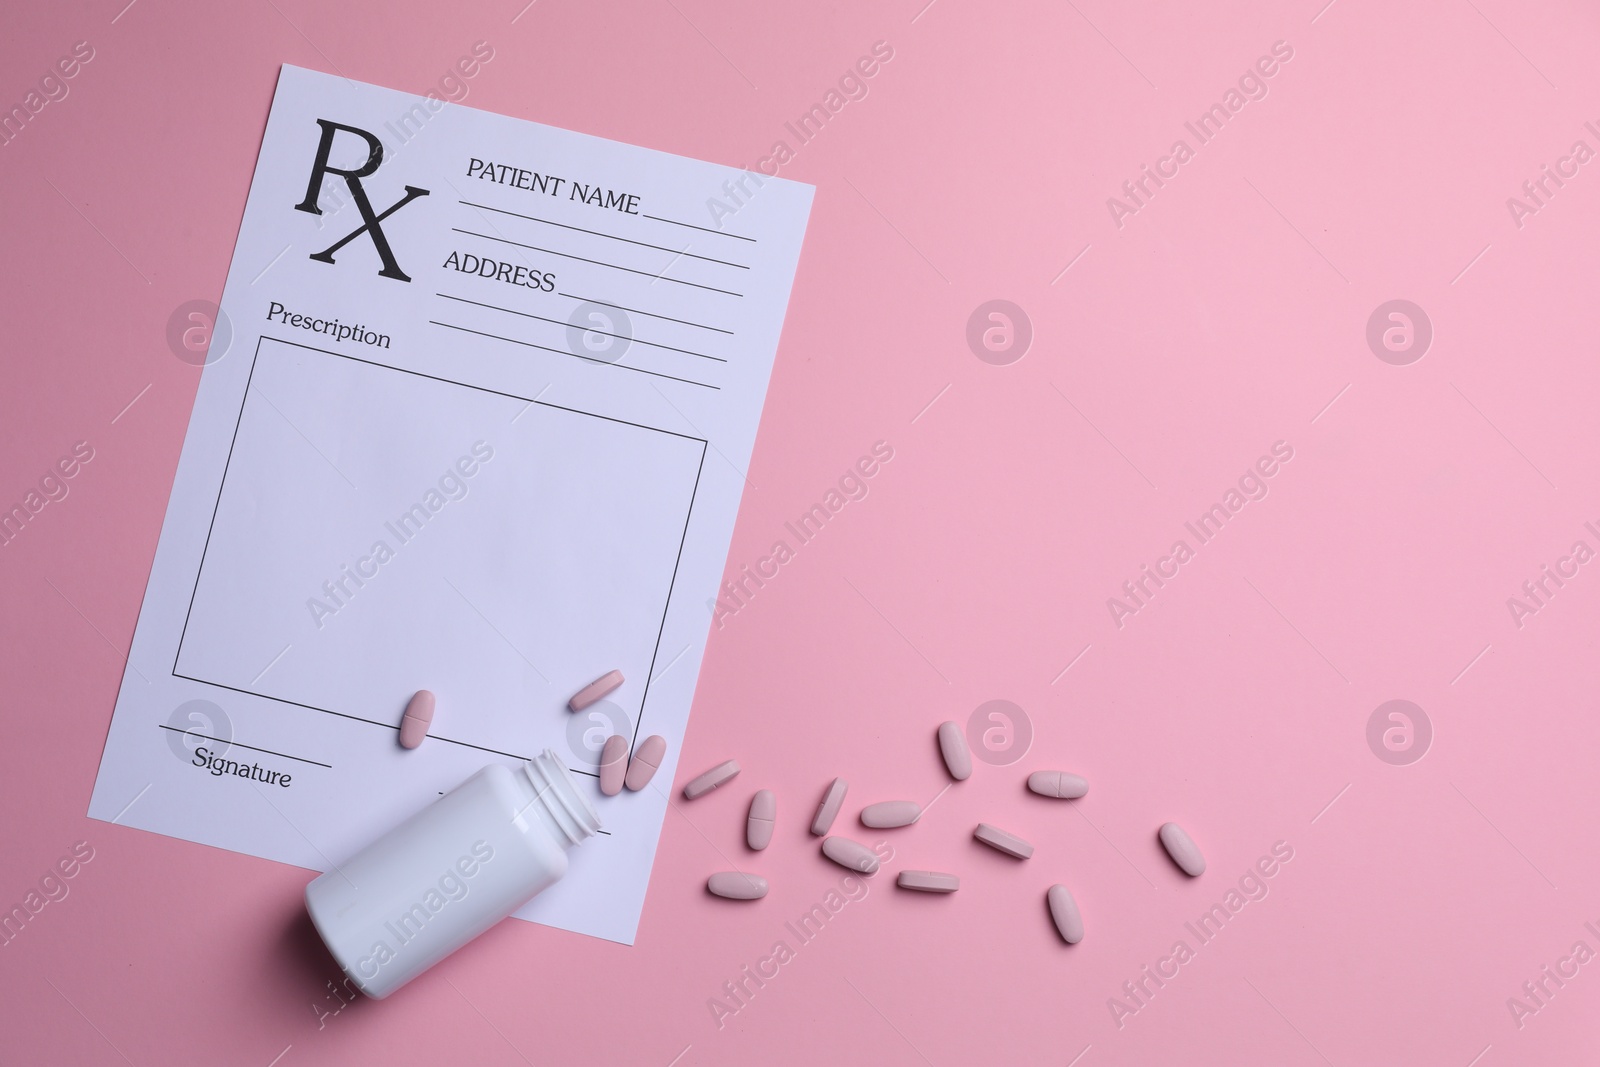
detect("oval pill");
top-left (974, 822), bottom-right (1034, 859)
top-left (569, 669), bottom-right (624, 712)
top-left (1047, 884), bottom-right (1084, 943)
top-left (683, 758), bottom-right (740, 799)
top-left (747, 789), bottom-right (776, 850)
top-left (1159, 822), bottom-right (1206, 876)
top-left (598, 734), bottom-right (629, 796)
top-left (1027, 770), bottom-right (1089, 799)
top-left (398, 690), bottom-right (435, 750)
top-left (624, 734), bottom-right (667, 791)
top-left (810, 777), bottom-right (848, 836)
top-left (897, 870), bottom-right (959, 893)
top-left (707, 872), bottom-right (768, 900)
top-left (860, 800), bottom-right (921, 829)
top-left (938, 721), bottom-right (972, 781)
top-left (821, 836), bottom-right (880, 874)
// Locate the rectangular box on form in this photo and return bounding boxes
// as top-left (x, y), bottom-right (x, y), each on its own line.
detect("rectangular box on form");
top-left (173, 336), bottom-right (705, 758)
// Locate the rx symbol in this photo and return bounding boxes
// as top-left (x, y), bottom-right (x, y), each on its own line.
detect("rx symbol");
top-left (294, 119), bottom-right (429, 282)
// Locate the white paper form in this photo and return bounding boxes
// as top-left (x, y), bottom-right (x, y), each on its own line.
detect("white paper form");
top-left (87, 66), bottom-right (812, 944)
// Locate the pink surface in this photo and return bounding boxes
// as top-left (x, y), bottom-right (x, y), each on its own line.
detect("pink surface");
top-left (4, 0), bottom-right (1600, 1063)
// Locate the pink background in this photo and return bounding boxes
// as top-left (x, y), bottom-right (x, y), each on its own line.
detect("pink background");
top-left (5, 0), bottom-right (1600, 1062)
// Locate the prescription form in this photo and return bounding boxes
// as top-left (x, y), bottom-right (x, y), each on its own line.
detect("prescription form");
top-left (87, 66), bottom-right (813, 944)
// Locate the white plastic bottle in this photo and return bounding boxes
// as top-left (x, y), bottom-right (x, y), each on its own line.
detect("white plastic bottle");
top-left (305, 749), bottom-right (600, 999)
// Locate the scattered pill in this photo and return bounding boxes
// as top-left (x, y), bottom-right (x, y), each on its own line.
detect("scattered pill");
top-left (568, 669), bottom-right (624, 712)
top-left (860, 800), bottom-right (922, 829)
top-left (598, 735), bottom-right (629, 796)
top-left (897, 870), bottom-right (959, 893)
top-left (1047, 884), bottom-right (1084, 944)
top-left (974, 822), bottom-right (1034, 859)
top-left (707, 872), bottom-right (768, 900)
top-left (810, 777), bottom-right (848, 836)
top-left (1027, 770), bottom-right (1089, 799)
top-left (398, 690), bottom-right (435, 750)
top-left (938, 721), bottom-right (972, 781)
top-left (683, 759), bottom-right (740, 799)
top-left (821, 837), bottom-right (880, 874)
top-left (624, 734), bottom-right (667, 791)
top-left (747, 790), bottom-right (776, 850)
top-left (1158, 822), bottom-right (1206, 876)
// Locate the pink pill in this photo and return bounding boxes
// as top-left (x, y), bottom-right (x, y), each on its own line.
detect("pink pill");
top-left (821, 836), bottom-right (880, 874)
top-left (1159, 822), bottom-right (1206, 876)
top-left (1047, 884), bottom-right (1084, 944)
top-left (569, 669), bottom-right (624, 711)
top-left (625, 735), bottom-right (667, 791)
top-left (707, 872), bottom-right (768, 900)
top-left (810, 777), bottom-right (848, 836)
top-left (974, 822), bottom-right (1033, 859)
top-left (683, 759), bottom-right (740, 799)
top-left (398, 690), bottom-right (434, 750)
top-left (860, 800), bottom-right (921, 828)
top-left (897, 870), bottom-right (959, 893)
top-left (938, 721), bottom-right (972, 781)
top-left (598, 734), bottom-right (628, 796)
top-left (1027, 770), bottom-right (1089, 799)
top-left (747, 790), bottom-right (776, 850)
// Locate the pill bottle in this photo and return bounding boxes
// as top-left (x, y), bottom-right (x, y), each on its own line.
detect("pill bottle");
top-left (305, 749), bottom-right (600, 999)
